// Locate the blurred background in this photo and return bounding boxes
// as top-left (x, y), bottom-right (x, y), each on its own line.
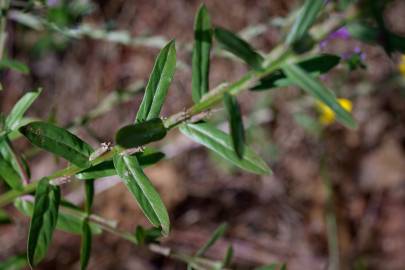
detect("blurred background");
top-left (1, 0), bottom-right (405, 269)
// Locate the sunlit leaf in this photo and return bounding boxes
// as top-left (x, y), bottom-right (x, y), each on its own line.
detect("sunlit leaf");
top-left (223, 93), bottom-right (245, 158)
top-left (19, 121), bottom-right (93, 167)
top-left (116, 118), bottom-right (167, 149)
top-left (180, 122), bottom-right (271, 174)
top-left (192, 4), bottom-right (212, 103)
top-left (27, 178), bottom-right (60, 267)
top-left (135, 40), bottom-right (176, 122)
top-left (214, 27), bottom-right (264, 70)
top-left (282, 63), bottom-right (357, 129)
top-left (5, 90), bottom-right (41, 131)
top-left (113, 153), bottom-right (170, 235)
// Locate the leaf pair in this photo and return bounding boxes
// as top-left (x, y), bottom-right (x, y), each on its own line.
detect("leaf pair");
top-left (179, 122), bottom-right (271, 175)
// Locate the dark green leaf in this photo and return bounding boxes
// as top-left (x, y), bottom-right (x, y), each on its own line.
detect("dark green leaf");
top-left (134, 225), bottom-right (162, 245)
top-left (286, 0), bottom-right (325, 44)
top-left (0, 154), bottom-right (23, 190)
top-left (19, 121), bottom-right (93, 167)
top-left (0, 59), bottom-right (30, 74)
top-left (135, 40), bottom-right (176, 122)
top-left (5, 90), bottom-right (41, 131)
top-left (84, 179), bottom-right (94, 214)
top-left (0, 255), bottom-right (27, 270)
top-left (282, 63), bottom-right (357, 129)
top-left (223, 93), bottom-right (245, 158)
top-left (196, 223), bottom-right (228, 256)
top-left (27, 178), bottom-right (61, 267)
top-left (214, 27), bottom-right (264, 70)
top-left (0, 209), bottom-right (12, 224)
top-left (179, 122), bottom-right (271, 175)
top-left (14, 198), bottom-right (102, 235)
top-left (252, 54), bottom-right (340, 91)
top-left (192, 4), bottom-right (212, 103)
top-left (80, 221), bottom-right (92, 270)
top-left (116, 118), bottom-right (167, 149)
top-left (222, 245), bottom-right (234, 268)
top-left (76, 150), bottom-right (165, 180)
top-left (113, 153), bottom-right (170, 235)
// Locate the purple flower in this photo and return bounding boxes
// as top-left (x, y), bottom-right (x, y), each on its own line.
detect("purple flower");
top-left (320, 27), bottom-right (351, 49)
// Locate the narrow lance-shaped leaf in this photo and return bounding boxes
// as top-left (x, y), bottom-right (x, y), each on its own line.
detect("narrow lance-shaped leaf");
top-left (135, 41), bottom-right (176, 123)
top-left (179, 122), bottom-right (271, 175)
top-left (15, 198), bottom-right (102, 235)
top-left (192, 4), bottom-right (212, 103)
top-left (282, 63), bottom-right (357, 129)
top-left (0, 255), bottom-right (27, 270)
top-left (19, 121), bottom-right (93, 167)
top-left (0, 154), bottom-right (23, 190)
top-left (84, 179), bottom-right (94, 214)
top-left (113, 153), bottom-right (170, 235)
top-left (196, 223), bottom-right (228, 256)
top-left (27, 178), bottom-right (61, 267)
top-left (116, 118), bottom-right (167, 149)
top-left (223, 93), bottom-right (245, 158)
top-left (80, 221), bottom-right (92, 270)
top-left (251, 54), bottom-right (340, 91)
top-left (5, 89), bottom-right (41, 131)
top-left (286, 0), bottom-right (325, 44)
top-left (76, 150), bottom-right (165, 180)
top-left (214, 27), bottom-right (264, 70)
top-left (0, 58), bottom-right (30, 74)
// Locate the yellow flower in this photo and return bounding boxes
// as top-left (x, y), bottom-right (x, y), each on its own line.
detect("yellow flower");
top-left (399, 55), bottom-right (405, 76)
top-left (317, 98), bottom-right (353, 125)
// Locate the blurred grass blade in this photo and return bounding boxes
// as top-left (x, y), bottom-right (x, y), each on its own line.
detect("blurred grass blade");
top-left (192, 4), bottom-right (212, 103)
top-left (252, 54), bottom-right (340, 91)
top-left (135, 41), bottom-right (176, 123)
top-left (113, 153), bottom-right (170, 235)
top-left (5, 89), bottom-right (40, 131)
top-left (15, 198), bottom-right (102, 235)
top-left (0, 255), bottom-right (27, 270)
top-left (222, 245), bottom-right (234, 268)
top-left (0, 59), bottom-right (30, 74)
top-left (196, 223), bottom-right (228, 256)
top-left (0, 154), bottom-right (23, 190)
top-left (84, 179), bottom-right (94, 214)
top-left (80, 221), bottom-right (92, 270)
top-left (179, 122), bottom-right (271, 175)
top-left (27, 178), bottom-right (61, 267)
top-left (116, 118), bottom-right (167, 149)
top-left (255, 264), bottom-right (278, 270)
top-left (223, 93), bottom-right (245, 158)
top-left (76, 150), bottom-right (165, 180)
top-left (19, 121), bottom-right (93, 167)
top-left (282, 63), bottom-right (357, 129)
top-left (286, 0), bottom-right (325, 44)
top-left (214, 27), bottom-right (264, 70)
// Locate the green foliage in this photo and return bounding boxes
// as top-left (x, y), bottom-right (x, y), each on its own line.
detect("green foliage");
top-left (192, 4), bottom-right (212, 103)
top-left (0, 59), bottom-right (30, 74)
top-left (135, 41), bottom-right (176, 123)
top-left (80, 221), bottom-right (92, 270)
top-left (113, 153), bottom-right (170, 235)
top-left (19, 121), bottom-right (93, 167)
top-left (223, 93), bottom-right (245, 158)
top-left (179, 122), bottom-right (271, 175)
top-left (27, 178), bottom-right (61, 267)
top-left (5, 90), bottom-right (40, 131)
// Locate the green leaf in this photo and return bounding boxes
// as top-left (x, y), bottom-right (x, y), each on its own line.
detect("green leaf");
top-left (346, 22), bottom-right (379, 44)
top-left (192, 4), bottom-right (212, 103)
top-left (179, 122), bottom-right (271, 175)
top-left (0, 154), bottom-right (23, 190)
top-left (0, 255), bottom-right (27, 270)
top-left (113, 153), bottom-right (170, 235)
top-left (76, 150), bottom-right (165, 180)
top-left (84, 179), bottom-right (94, 214)
top-left (252, 54), bottom-right (340, 91)
top-left (5, 90), bottom-right (41, 131)
top-left (282, 63), bottom-right (357, 129)
top-left (19, 121), bottom-right (93, 167)
top-left (214, 27), bottom-right (264, 70)
top-left (14, 198), bottom-right (102, 235)
top-left (223, 93), bottom-right (245, 158)
top-left (255, 264), bottom-right (278, 270)
top-left (0, 209), bottom-right (12, 224)
top-left (116, 118), bottom-right (167, 149)
top-left (0, 59), bottom-right (30, 74)
top-left (80, 221), bottom-right (92, 270)
top-left (135, 40), bottom-right (176, 123)
top-left (196, 223), bottom-right (228, 257)
top-left (27, 178), bottom-right (61, 267)
top-left (286, 0), bottom-right (325, 44)
top-left (134, 225), bottom-right (162, 245)
top-left (221, 245), bottom-right (234, 268)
